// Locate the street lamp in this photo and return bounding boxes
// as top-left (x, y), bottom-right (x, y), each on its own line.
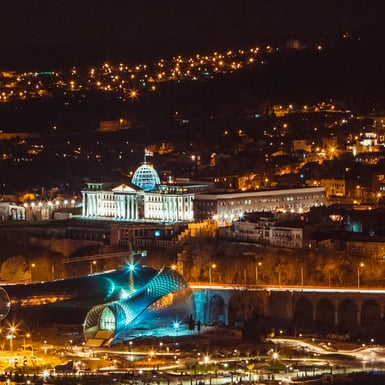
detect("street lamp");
top-left (209, 263), bottom-right (216, 284)
top-left (30, 263), bottom-right (36, 282)
top-left (255, 262), bottom-right (262, 285)
top-left (7, 325), bottom-right (16, 352)
top-left (90, 260), bottom-right (97, 274)
top-left (357, 262), bottom-right (364, 289)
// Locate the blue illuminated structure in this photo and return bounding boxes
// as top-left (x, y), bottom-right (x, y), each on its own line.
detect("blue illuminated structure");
top-left (83, 267), bottom-right (195, 346)
top-left (131, 162), bottom-right (161, 192)
top-left (0, 265), bottom-right (195, 344)
top-left (0, 266), bottom-right (156, 324)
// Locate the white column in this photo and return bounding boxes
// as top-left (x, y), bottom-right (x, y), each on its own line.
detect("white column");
top-left (162, 197), bottom-right (166, 221)
top-left (124, 196), bottom-right (128, 219)
top-left (115, 196), bottom-right (119, 219)
top-left (82, 192), bottom-right (86, 217)
top-left (91, 194), bottom-right (96, 217)
top-left (135, 196), bottom-right (138, 219)
top-left (127, 196), bottom-right (130, 219)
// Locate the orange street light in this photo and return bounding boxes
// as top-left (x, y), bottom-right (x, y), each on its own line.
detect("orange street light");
top-left (357, 263), bottom-right (364, 289)
top-left (209, 263), bottom-right (217, 284)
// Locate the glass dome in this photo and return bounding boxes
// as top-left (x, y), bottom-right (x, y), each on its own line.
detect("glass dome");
top-left (132, 163), bottom-right (160, 191)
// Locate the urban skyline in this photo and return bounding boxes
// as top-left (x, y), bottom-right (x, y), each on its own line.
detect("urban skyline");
top-left (1, 2), bottom-right (385, 383)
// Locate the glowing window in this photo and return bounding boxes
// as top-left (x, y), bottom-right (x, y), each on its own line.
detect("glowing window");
top-left (100, 307), bottom-right (116, 331)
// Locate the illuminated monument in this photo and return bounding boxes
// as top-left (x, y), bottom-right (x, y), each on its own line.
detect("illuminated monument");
top-left (0, 265), bottom-right (195, 345)
top-left (81, 159), bottom-right (208, 222)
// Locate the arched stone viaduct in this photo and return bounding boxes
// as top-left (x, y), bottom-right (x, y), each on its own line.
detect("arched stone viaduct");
top-left (192, 286), bottom-right (385, 341)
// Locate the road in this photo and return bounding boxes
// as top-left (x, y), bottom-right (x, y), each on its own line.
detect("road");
top-left (189, 282), bottom-right (385, 294)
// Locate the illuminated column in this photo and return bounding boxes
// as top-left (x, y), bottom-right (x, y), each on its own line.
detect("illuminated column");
top-left (114, 196), bottom-right (119, 219)
top-left (84, 193), bottom-right (90, 217)
top-left (162, 197), bottom-right (167, 221)
top-left (173, 196), bottom-right (177, 221)
top-left (114, 195), bottom-right (123, 219)
top-left (170, 197), bottom-right (174, 221)
top-left (87, 194), bottom-right (96, 217)
top-left (129, 196), bottom-right (133, 219)
top-left (129, 196), bottom-right (132, 220)
top-left (121, 196), bottom-right (125, 219)
top-left (126, 196), bottom-right (130, 219)
top-left (137, 196), bottom-right (140, 220)
top-left (134, 197), bottom-right (138, 219)
top-left (82, 192), bottom-right (86, 217)
top-left (116, 196), bottom-right (120, 219)
top-left (163, 197), bottom-right (167, 221)
top-left (178, 196), bottom-right (182, 221)
top-left (91, 194), bottom-right (97, 216)
top-left (189, 196), bottom-right (194, 220)
top-left (124, 196), bottom-right (128, 220)
top-left (183, 197), bottom-right (187, 221)
top-left (172, 197), bottom-right (176, 221)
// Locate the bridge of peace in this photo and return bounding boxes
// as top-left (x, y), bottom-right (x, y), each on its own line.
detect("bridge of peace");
top-left (192, 283), bottom-right (385, 340)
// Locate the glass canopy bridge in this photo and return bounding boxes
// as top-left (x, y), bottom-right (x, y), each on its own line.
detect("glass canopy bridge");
top-left (0, 265), bottom-right (195, 346)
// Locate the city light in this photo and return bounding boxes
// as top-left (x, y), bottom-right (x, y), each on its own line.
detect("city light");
top-left (173, 321), bottom-right (180, 336)
top-left (209, 263), bottom-right (217, 284)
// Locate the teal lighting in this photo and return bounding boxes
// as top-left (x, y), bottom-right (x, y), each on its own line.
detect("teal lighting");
top-left (128, 263), bottom-right (135, 271)
top-left (83, 267), bottom-right (195, 345)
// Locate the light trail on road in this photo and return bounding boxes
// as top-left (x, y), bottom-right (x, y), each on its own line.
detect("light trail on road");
top-left (189, 282), bottom-right (385, 294)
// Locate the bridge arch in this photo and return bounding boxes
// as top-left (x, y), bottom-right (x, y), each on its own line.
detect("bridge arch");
top-left (315, 298), bottom-right (335, 335)
top-left (338, 299), bottom-right (358, 336)
top-left (294, 297), bottom-right (313, 334)
top-left (361, 299), bottom-right (381, 339)
top-left (207, 294), bottom-right (226, 324)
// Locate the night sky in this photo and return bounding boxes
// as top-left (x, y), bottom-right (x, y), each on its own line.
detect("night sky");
top-left (0, 0), bottom-right (384, 68)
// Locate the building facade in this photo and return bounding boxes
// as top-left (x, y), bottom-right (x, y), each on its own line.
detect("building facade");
top-left (0, 202), bottom-right (25, 221)
top-left (193, 187), bottom-right (325, 225)
top-left (82, 162), bottom-right (325, 225)
top-left (223, 217), bottom-right (304, 249)
top-left (81, 163), bottom-right (207, 223)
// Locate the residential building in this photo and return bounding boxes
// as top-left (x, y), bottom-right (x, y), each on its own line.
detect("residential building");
top-left (227, 215), bottom-right (304, 249)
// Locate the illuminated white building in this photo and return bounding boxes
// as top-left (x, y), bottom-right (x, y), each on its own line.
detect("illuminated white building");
top-left (0, 202), bottom-right (25, 221)
top-left (81, 162), bottom-right (208, 222)
top-left (193, 186), bottom-right (326, 225)
top-left (82, 162), bottom-right (326, 225)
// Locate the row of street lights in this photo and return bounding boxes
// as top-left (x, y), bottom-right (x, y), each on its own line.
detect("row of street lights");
top-left (208, 262), bottom-right (366, 288)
